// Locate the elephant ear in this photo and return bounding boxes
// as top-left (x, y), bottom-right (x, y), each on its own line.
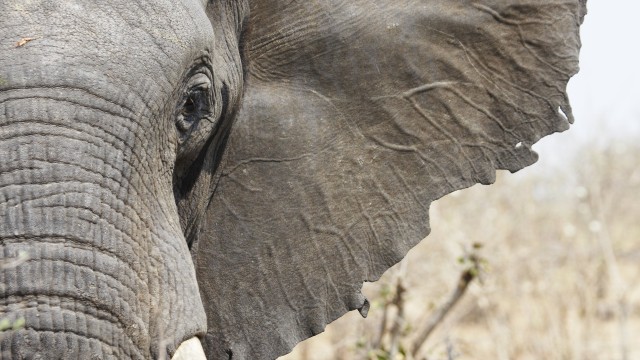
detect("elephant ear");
top-left (195, 0), bottom-right (586, 358)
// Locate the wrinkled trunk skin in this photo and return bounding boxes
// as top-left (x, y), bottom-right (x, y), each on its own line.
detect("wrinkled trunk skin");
top-left (0, 107), bottom-right (145, 358)
top-left (0, 95), bottom-right (204, 359)
top-left (0, 1), bottom-right (218, 358)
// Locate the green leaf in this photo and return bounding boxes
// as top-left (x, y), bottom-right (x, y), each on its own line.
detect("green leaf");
top-left (0, 318), bottom-right (11, 332)
top-left (12, 317), bottom-right (25, 330)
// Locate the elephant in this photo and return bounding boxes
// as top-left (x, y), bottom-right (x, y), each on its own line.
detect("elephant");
top-left (0, 0), bottom-right (586, 359)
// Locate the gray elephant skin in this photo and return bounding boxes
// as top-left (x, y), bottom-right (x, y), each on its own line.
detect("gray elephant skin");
top-left (0, 0), bottom-right (586, 359)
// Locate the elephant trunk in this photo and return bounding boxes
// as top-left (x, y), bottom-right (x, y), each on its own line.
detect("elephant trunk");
top-left (0, 107), bottom-right (149, 359)
top-left (0, 96), bottom-right (205, 358)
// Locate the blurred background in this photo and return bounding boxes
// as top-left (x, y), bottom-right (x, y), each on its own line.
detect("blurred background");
top-left (282, 2), bottom-right (640, 359)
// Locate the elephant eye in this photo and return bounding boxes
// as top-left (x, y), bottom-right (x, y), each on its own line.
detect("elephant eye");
top-left (182, 95), bottom-right (197, 116)
top-left (176, 85), bottom-right (211, 136)
top-left (180, 90), bottom-right (205, 118)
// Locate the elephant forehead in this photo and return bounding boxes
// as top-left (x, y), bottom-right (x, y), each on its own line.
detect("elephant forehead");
top-left (1, 0), bottom-right (213, 102)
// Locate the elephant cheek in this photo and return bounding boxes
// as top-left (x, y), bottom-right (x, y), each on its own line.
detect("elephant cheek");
top-left (0, 97), bottom-right (206, 359)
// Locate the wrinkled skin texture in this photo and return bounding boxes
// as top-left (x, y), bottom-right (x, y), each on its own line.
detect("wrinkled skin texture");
top-left (0, 0), bottom-right (586, 359)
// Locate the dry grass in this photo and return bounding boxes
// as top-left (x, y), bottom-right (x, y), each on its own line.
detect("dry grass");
top-left (281, 140), bottom-right (640, 360)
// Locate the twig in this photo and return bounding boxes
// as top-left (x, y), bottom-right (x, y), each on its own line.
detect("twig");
top-left (411, 265), bottom-right (477, 357)
top-left (388, 280), bottom-right (406, 360)
top-left (372, 287), bottom-right (391, 350)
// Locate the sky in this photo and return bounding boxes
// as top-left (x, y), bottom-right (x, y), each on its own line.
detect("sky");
top-left (528, 1), bottom-right (640, 169)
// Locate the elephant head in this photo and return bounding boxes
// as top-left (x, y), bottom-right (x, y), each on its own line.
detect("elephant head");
top-left (0, 0), bottom-right (586, 359)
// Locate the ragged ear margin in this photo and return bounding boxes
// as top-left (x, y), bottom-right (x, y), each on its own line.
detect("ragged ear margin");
top-left (195, 1), bottom-right (586, 358)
